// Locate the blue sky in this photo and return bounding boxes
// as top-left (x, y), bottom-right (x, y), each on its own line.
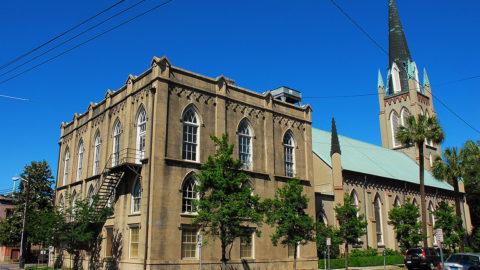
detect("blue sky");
top-left (0, 0), bottom-right (478, 191)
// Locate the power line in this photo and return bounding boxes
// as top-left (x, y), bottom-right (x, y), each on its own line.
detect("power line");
top-left (0, 94), bottom-right (76, 109)
top-left (330, 0), bottom-right (480, 135)
top-left (0, 0), bottom-right (126, 71)
top-left (0, 0), bottom-right (174, 86)
top-left (0, 0), bottom-right (150, 78)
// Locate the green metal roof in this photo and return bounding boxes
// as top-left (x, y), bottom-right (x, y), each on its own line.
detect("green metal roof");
top-left (312, 128), bottom-right (453, 191)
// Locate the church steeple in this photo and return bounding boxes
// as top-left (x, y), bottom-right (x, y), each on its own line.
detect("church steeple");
top-left (388, 0), bottom-right (412, 93)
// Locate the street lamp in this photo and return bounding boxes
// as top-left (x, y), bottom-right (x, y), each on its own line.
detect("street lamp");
top-left (12, 177), bottom-right (30, 269)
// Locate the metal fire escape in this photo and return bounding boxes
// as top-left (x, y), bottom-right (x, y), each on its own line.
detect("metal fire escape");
top-left (93, 148), bottom-right (142, 212)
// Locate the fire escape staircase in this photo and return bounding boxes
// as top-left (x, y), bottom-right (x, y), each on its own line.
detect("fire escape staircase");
top-left (93, 148), bottom-right (143, 213)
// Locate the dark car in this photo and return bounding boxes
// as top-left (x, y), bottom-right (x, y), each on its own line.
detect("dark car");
top-left (442, 253), bottom-right (480, 270)
top-left (405, 247), bottom-right (441, 270)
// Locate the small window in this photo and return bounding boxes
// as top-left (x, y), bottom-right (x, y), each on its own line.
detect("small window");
top-left (132, 180), bottom-right (141, 213)
top-left (93, 131), bottom-right (101, 175)
top-left (105, 227), bottom-right (114, 257)
top-left (182, 106), bottom-right (199, 161)
top-left (283, 132), bottom-right (295, 177)
top-left (136, 106), bottom-right (147, 163)
top-left (130, 227), bottom-right (139, 258)
top-left (63, 148), bottom-right (70, 185)
top-left (240, 232), bottom-right (254, 258)
top-left (182, 176), bottom-right (197, 213)
top-left (238, 120), bottom-right (252, 170)
top-left (181, 228), bottom-right (198, 259)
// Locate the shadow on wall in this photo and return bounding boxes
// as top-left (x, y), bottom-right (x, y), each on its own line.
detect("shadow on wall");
top-left (54, 252), bottom-right (64, 269)
top-left (105, 230), bottom-right (123, 270)
top-left (89, 235), bottom-right (103, 270)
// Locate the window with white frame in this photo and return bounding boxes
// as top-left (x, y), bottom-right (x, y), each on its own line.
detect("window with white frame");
top-left (182, 107), bottom-right (199, 161)
top-left (181, 228), bottom-right (198, 259)
top-left (283, 132), bottom-right (295, 177)
top-left (88, 185), bottom-right (94, 206)
top-left (136, 107), bottom-right (147, 163)
top-left (112, 120), bottom-right (122, 166)
top-left (132, 179), bottom-right (141, 213)
top-left (238, 120), bottom-right (252, 170)
top-left (93, 131), bottom-right (101, 175)
top-left (400, 107), bottom-right (410, 126)
top-left (374, 195), bottom-right (384, 245)
top-left (390, 110), bottom-right (401, 147)
top-left (182, 176), bottom-right (197, 213)
top-left (77, 139), bottom-right (84, 181)
top-left (240, 231), bottom-right (254, 258)
top-left (63, 148), bottom-right (70, 186)
top-left (129, 226), bottom-right (139, 258)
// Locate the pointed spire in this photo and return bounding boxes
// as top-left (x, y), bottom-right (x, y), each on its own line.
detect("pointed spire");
top-left (331, 118), bottom-right (341, 157)
top-left (378, 69), bottom-right (385, 89)
top-left (389, 0), bottom-right (412, 92)
top-left (423, 68), bottom-right (430, 87)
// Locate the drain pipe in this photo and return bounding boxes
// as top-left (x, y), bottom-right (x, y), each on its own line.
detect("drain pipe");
top-left (144, 85), bottom-right (156, 270)
top-left (363, 175), bottom-right (369, 248)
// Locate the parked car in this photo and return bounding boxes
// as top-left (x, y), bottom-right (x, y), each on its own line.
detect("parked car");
top-left (405, 247), bottom-right (441, 270)
top-left (440, 253), bottom-right (480, 270)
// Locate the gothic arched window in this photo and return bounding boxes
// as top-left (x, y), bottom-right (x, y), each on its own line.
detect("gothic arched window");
top-left (77, 139), bottom-right (84, 181)
top-left (132, 179), bottom-right (141, 213)
top-left (238, 120), bottom-right (252, 170)
top-left (63, 147), bottom-right (70, 186)
top-left (182, 176), bottom-right (197, 213)
top-left (88, 185), bottom-right (95, 206)
top-left (390, 110), bottom-right (401, 147)
top-left (112, 120), bottom-right (122, 166)
top-left (182, 106), bottom-right (199, 161)
top-left (374, 194), bottom-right (384, 245)
top-left (59, 194), bottom-right (64, 212)
top-left (394, 196), bottom-right (401, 208)
top-left (283, 131), bottom-right (295, 177)
top-left (136, 106), bottom-right (147, 163)
top-left (93, 131), bottom-right (101, 175)
top-left (400, 107), bottom-right (410, 126)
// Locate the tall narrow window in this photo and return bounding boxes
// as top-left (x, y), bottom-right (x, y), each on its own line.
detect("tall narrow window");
top-left (132, 179), bottom-right (141, 213)
top-left (63, 148), bottom-right (70, 186)
top-left (77, 139), bottom-right (84, 181)
top-left (240, 231), bottom-right (254, 258)
top-left (283, 132), bottom-right (295, 177)
top-left (58, 194), bottom-right (64, 212)
top-left (182, 176), bottom-right (196, 213)
top-left (106, 227), bottom-right (114, 257)
top-left (238, 120), bottom-right (252, 170)
top-left (428, 202), bottom-right (436, 244)
top-left (112, 120), bottom-right (122, 166)
top-left (130, 227), bottom-right (139, 258)
top-left (425, 111), bottom-right (433, 146)
top-left (390, 110), bottom-right (401, 147)
top-left (181, 228), bottom-right (198, 259)
top-left (394, 197), bottom-right (401, 208)
top-left (93, 131), bottom-right (101, 175)
top-left (136, 107), bottom-right (147, 163)
top-left (88, 185), bottom-right (95, 206)
top-left (182, 107), bottom-right (199, 161)
top-left (374, 195), bottom-right (383, 245)
top-left (400, 107), bottom-right (410, 126)
top-left (429, 153), bottom-right (433, 168)
top-left (71, 191), bottom-right (77, 221)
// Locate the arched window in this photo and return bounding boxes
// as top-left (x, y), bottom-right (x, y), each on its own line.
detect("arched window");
top-left (351, 190), bottom-right (359, 208)
top-left (182, 106), bottom-right (199, 161)
top-left (71, 190), bottom-right (77, 221)
top-left (182, 176), bottom-right (197, 213)
top-left (425, 111), bottom-right (433, 146)
top-left (87, 185), bottom-right (95, 206)
top-left (374, 194), bottom-right (383, 245)
top-left (93, 131), bottom-right (101, 175)
top-left (390, 110), bottom-right (401, 147)
top-left (391, 63), bottom-right (402, 93)
top-left (63, 148), bottom-right (70, 186)
top-left (238, 120), bottom-right (252, 170)
top-left (283, 131), bottom-right (295, 177)
top-left (136, 106), bottom-right (147, 163)
top-left (112, 120), bottom-right (122, 166)
top-left (428, 202), bottom-right (436, 244)
top-left (400, 107), bottom-right (410, 126)
top-left (132, 179), bottom-right (141, 213)
top-left (77, 139), bottom-right (84, 181)
top-left (58, 194), bottom-right (64, 212)
top-left (393, 196), bottom-right (401, 208)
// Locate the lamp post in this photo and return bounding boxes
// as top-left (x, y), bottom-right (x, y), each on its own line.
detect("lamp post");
top-left (13, 177), bottom-right (30, 269)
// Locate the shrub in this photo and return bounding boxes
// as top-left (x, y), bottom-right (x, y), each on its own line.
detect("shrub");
top-left (385, 248), bottom-right (400, 256)
top-left (350, 247), bottom-right (378, 257)
top-left (318, 255), bottom-right (404, 269)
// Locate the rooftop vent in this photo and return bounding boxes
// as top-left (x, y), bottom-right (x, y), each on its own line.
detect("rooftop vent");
top-left (270, 86), bottom-right (302, 106)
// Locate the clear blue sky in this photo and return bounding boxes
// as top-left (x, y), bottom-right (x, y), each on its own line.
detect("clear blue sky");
top-left (0, 0), bottom-right (478, 191)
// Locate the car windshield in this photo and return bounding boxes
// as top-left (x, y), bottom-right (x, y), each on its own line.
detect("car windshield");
top-left (446, 254), bottom-right (480, 264)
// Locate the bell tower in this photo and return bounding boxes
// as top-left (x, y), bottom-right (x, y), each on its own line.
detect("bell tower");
top-left (378, 0), bottom-right (441, 168)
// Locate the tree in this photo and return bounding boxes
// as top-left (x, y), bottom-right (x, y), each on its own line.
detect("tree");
top-left (315, 221), bottom-right (341, 259)
top-left (432, 147), bottom-right (466, 251)
top-left (264, 178), bottom-right (315, 270)
top-left (0, 160), bottom-right (55, 261)
top-left (433, 201), bottom-right (464, 252)
top-left (192, 134), bottom-right (264, 270)
top-left (334, 193), bottom-right (367, 270)
top-left (388, 198), bottom-right (425, 250)
top-left (396, 115), bottom-right (444, 247)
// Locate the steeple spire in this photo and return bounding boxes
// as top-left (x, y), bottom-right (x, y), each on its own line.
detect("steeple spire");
top-left (330, 118), bottom-right (341, 157)
top-left (423, 68), bottom-right (430, 87)
top-left (389, 0), bottom-right (412, 92)
top-left (378, 69), bottom-right (385, 89)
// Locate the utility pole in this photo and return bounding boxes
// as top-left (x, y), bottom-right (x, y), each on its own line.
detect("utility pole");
top-left (15, 177), bottom-right (31, 269)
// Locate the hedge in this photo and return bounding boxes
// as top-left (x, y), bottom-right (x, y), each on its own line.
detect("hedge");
top-left (318, 255), bottom-right (404, 269)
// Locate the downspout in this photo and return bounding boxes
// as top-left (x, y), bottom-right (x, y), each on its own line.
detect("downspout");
top-left (363, 175), bottom-right (369, 248)
top-left (143, 86), bottom-right (156, 270)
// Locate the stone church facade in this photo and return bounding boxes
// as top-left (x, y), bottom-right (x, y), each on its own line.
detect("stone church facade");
top-left (55, 56), bottom-right (317, 269)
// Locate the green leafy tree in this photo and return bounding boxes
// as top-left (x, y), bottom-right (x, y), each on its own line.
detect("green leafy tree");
top-left (264, 178), bottom-right (315, 270)
top-left (316, 221), bottom-right (341, 258)
top-left (334, 193), bottom-right (368, 270)
top-left (388, 198), bottom-right (425, 250)
top-left (396, 114), bottom-right (444, 247)
top-left (0, 161), bottom-right (55, 261)
top-left (433, 201), bottom-right (464, 252)
top-left (192, 134), bottom-right (264, 270)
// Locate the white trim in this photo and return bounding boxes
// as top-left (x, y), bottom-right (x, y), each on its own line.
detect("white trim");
top-left (93, 131), bottom-right (101, 175)
top-left (63, 148), bottom-right (70, 186)
top-left (136, 106), bottom-right (147, 163)
top-left (131, 179), bottom-right (141, 214)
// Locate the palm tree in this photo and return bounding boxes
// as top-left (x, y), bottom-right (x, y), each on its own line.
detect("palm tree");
top-left (396, 114), bottom-right (444, 247)
top-left (432, 147), bottom-right (464, 251)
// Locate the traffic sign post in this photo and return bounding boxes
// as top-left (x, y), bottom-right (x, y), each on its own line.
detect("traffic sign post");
top-left (326, 237), bottom-right (331, 270)
top-left (436, 228), bottom-right (445, 270)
